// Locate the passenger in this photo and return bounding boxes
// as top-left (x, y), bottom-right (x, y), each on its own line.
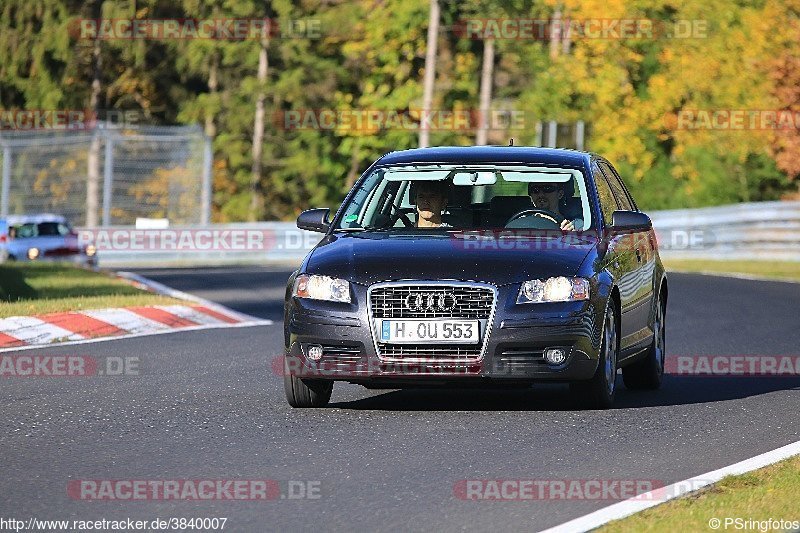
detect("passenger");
top-left (415, 181), bottom-right (452, 228)
top-left (527, 182), bottom-right (583, 231)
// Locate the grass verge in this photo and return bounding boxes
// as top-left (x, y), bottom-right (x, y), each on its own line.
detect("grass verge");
top-left (600, 454), bottom-right (800, 532)
top-left (0, 263), bottom-right (182, 317)
top-left (662, 259), bottom-right (800, 282)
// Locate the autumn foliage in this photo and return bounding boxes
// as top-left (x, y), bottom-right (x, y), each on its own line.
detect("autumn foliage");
top-left (0, 0), bottom-right (797, 219)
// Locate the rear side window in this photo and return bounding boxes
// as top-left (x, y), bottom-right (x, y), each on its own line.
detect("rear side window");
top-left (598, 161), bottom-right (635, 211)
top-left (37, 222), bottom-right (71, 236)
top-left (592, 164), bottom-right (616, 227)
top-left (6, 222), bottom-right (71, 239)
top-left (13, 224), bottom-right (38, 239)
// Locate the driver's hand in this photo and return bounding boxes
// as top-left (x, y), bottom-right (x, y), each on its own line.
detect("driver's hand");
top-left (560, 219), bottom-right (575, 231)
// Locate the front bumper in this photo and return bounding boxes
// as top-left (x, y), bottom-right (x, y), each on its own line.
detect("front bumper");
top-left (14, 253), bottom-right (97, 267)
top-left (284, 281), bottom-right (605, 385)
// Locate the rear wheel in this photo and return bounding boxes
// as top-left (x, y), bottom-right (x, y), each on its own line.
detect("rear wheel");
top-left (622, 297), bottom-right (666, 390)
top-left (571, 303), bottom-right (618, 409)
top-left (283, 358), bottom-right (333, 408)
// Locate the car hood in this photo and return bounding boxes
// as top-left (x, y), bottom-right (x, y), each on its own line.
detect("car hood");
top-left (305, 231), bottom-right (598, 286)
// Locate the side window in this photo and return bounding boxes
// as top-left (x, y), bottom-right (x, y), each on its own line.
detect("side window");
top-left (592, 164), bottom-right (616, 227)
top-left (598, 161), bottom-right (635, 211)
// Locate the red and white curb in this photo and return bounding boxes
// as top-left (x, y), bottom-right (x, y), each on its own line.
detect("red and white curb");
top-left (538, 439), bottom-right (800, 533)
top-left (0, 272), bottom-right (272, 353)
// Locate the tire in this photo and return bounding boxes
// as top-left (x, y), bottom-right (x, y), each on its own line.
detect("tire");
top-left (622, 297), bottom-right (665, 390)
top-left (283, 358), bottom-right (333, 408)
top-left (570, 302), bottom-right (618, 409)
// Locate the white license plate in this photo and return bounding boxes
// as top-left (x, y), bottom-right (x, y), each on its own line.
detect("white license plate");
top-left (377, 319), bottom-right (480, 344)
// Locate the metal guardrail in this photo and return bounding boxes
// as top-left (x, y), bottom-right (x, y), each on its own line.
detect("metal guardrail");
top-left (650, 200), bottom-right (800, 261)
top-left (88, 201), bottom-right (800, 267)
top-left (84, 222), bottom-right (317, 267)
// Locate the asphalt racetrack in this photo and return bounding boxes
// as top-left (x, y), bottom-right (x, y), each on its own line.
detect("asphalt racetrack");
top-left (1, 267), bottom-right (798, 531)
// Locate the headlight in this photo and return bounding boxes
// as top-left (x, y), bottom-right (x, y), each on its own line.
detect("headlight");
top-left (293, 274), bottom-right (351, 303)
top-left (27, 247), bottom-right (40, 260)
top-left (85, 244), bottom-right (97, 257)
top-left (517, 277), bottom-right (590, 304)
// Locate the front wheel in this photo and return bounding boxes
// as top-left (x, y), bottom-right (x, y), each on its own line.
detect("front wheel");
top-left (623, 297), bottom-right (666, 390)
top-left (570, 303), bottom-right (618, 409)
top-left (284, 359), bottom-right (333, 408)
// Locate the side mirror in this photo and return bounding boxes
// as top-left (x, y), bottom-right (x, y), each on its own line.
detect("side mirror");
top-left (610, 210), bottom-right (652, 234)
top-left (297, 208), bottom-right (331, 233)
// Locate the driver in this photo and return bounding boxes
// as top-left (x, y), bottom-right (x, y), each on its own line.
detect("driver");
top-left (415, 180), bottom-right (452, 228)
top-left (527, 182), bottom-right (583, 231)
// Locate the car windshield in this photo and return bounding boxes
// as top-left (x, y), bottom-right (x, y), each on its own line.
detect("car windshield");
top-left (335, 164), bottom-right (593, 231)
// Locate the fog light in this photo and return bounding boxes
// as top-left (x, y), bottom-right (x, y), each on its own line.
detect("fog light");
top-left (27, 247), bottom-right (40, 260)
top-left (545, 348), bottom-right (567, 365)
top-left (307, 345), bottom-right (323, 361)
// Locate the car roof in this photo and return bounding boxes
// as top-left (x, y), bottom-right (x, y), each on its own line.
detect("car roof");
top-left (4, 214), bottom-right (68, 225)
top-left (376, 146), bottom-right (592, 167)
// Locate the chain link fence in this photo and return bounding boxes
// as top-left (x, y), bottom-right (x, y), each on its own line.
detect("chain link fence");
top-left (0, 124), bottom-right (211, 227)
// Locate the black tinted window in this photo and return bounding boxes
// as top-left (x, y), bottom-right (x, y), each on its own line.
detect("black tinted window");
top-left (598, 162), bottom-right (635, 211)
top-left (37, 222), bottom-right (71, 236)
top-left (592, 164), bottom-right (616, 226)
top-left (12, 224), bottom-right (38, 239)
top-left (9, 222), bottom-right (71, 238)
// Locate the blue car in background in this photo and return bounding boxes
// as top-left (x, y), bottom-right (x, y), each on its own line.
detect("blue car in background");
top-left (0, 214), bottom-right (97, 267)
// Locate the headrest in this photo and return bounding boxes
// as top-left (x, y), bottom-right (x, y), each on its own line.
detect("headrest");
top-left (489, 195), bottom-right (534, 212)
top-left (409, 180), bottom-right (454, 205)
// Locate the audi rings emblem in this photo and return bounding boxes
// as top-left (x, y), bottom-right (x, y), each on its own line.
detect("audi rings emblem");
top-left (405, 292), bottom-right (457, 312)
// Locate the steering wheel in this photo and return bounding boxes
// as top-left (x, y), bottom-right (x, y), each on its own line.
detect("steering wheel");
top-left (505, 208), bottom-right (562, 229)
top-left (387, 203), bottom-right (415, 228)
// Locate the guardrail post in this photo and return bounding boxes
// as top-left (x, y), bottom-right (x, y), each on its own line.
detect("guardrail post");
top-left (201, 135), bottom-right (212, 225)
top-left (547, 120), bottom-right (557, 148)
top-left (102, 127), bottom-right (114, 226)
top-left (576, 120), bottom-right (585, 151)
top-left (1, 143), bottom-right (10, 218)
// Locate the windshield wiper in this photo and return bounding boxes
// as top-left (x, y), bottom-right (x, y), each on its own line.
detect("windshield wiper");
top-left (334, 226), bottom-right (388, 232)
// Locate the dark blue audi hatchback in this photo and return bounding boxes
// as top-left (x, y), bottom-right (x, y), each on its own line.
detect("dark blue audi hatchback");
top-left (283, 146), bottom-right (667, 409)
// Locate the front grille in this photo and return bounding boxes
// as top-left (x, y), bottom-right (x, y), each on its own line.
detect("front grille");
top-left (379, 344), bottom-right (481, 358)
top-left (43, 247), bottom-right (80, 257)
top-left (370, 285), bottom-right (494, 319)
top-left (369, 283), bottom-right (496, 361)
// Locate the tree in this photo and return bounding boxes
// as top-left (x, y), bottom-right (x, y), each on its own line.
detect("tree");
top-left (419, 0), bottom-right (440, 148)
